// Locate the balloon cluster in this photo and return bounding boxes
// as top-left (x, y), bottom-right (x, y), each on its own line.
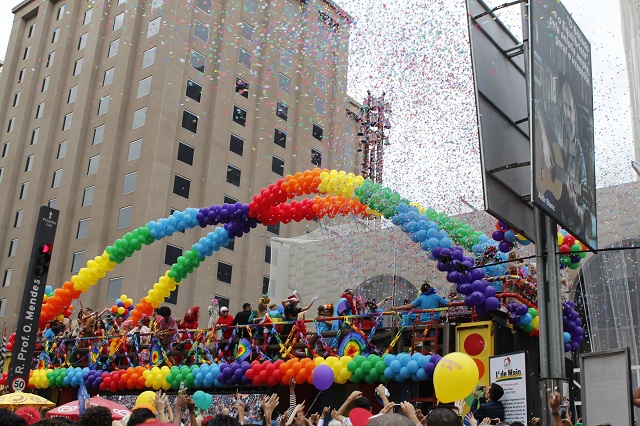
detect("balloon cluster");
top-left (30, 369), bottom-right (52, 389)
top-left (218, 361), bottom-right (251, 386)
top-left (281, 358), bottom-right (317, 385)
top-left (320, 356), bottom-right (352, 385)
top-left (383, 353), bottom-right (441, 383)
top-left (391, 204), bottom-right (451, 251)
top-left (63, 367), bottom-right (90, 387)
top-left (111, 294), bottom-right (133, 318)
top-left (347, 354), bottom-right (386, 383)
top-left (46, 368), bottom-right (69, 388)
top-left (353, 179), bottom-right (405, 219)
top-left (0, 371), bottom-right (7, 386)
top-left (491, 220), bottom-right (531, 253)
top-left (84, 370), bottom-right (105, 390)
top-left (246, 359), bottom-right (286, 387)
top-left (193, 390), bottom-right (214, 411)
top-left (558, 231), bottom-right (587, 270)
top-left (164, 365), bottom-right (199, 389)
top-left (143, 366), bottom-right (172, 390)
top-left (562, 301), bottom-right (583, 352)
top-left (6, 332), bottom-right (15, 352)
top-left (146, 209), bottom-right (201, 242)
top-left (193, 363), bottom-right (222, 388)
top-left (506, 302), bottom-right (540, 335)
top-left (459, 279), bottom-right (501, 314)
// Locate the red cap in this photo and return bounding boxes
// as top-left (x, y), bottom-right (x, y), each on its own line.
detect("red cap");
top-left (349, 408), bottom-right (372, 426)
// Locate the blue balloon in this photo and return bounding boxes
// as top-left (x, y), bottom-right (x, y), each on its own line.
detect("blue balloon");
top-left (563, 332), bottom-right (571, 343)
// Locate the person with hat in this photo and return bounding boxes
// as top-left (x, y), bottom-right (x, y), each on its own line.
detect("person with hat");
top-left (282, 293), bottom-right (318, 335)
top-left (391, 280), bottom-right (450, 323)
top-left (215, 306), bottom-right (235, 340)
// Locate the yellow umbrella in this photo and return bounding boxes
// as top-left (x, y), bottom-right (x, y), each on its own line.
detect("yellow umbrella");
top-left (0, 392), bottom-right (55, 409)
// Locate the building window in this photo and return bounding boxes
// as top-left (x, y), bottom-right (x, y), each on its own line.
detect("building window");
top-left (173, 175), bottom-right (191, 198)
top-left (23, 45), bottom-right (31, 60)
top-left (78, 33), bottom-right (88, 50)
top-left (35, 102), bottom-right (45, 119)
top-left (113, 12), bottom-right (125, 31)
top-left (13, 210), bottom-right (23, 228)
top-left (311, 149), bottom-right (322, 167)
top-left (82, 186), bottom-right (94, 207)
top-left (107, 277), bottom-right (123, 301)
top-left (7, 117), bottom-right (14, 133)
top-left (93, 125), bottom-right (105, 145)
top-left (194, 20), bottom-right (209, 42)
top-left (190, 50), bottom-right (206, 72)
top-left (151, 0), bottom-right (163, 10)
top-left (244, 0), bottom-right (257, 15)
top-left (167, 287), bottom-right (179, 305)
top-left (314, 97), bottom-right (325, 115)
top-left (2, 269), bottom-right (11, 287)
top-left (117, 206), bottom-right (133, 229)
top-left (52, 170), bottom-right (62, 188)
top-left (226, 165), bottom-right (241, 186)
top-left (30, 128), bottom-right (39, 145)
top-left (224, 195), bottom-right (239, 205)
top-left (197, 0), bottom-right (212, 14)
top-left (56, 5), bottom-right (66, 20)
top-left (267, 223), bottom-right (280, 235)
top-left (313, 123), bottom-right (323, 141)
top-left (137, 76), bottom-right (152, 98)
top-left (128, 139), bottom-right (142, 161)
top-left (41, 75), bottom-right (50, 92)
top-left (57, 140), bottom-right (67, 159)
top-left (262, 276), bottom-right (270, 294)
top-left (27, 24), bottom-right (35, 38)
top-left (0, 167), bottom-right (3, 182)
top-left (97, 96), bottom-right (110, 115)
top-left (238, 48), bottom-right (252, 69)
top-left (46, 51), bottom-right (55, 67)
top-left (181, 110), bottom-right (199, 133)
top-left (164, 244), bottom-right (182, 265)
top-left (186, 80), bottom-right (202, 102)
top-left (8, 239), bottom-right (17, 257)
top-left (68, 86), bottom-right (77, 103)
top-left (229, 134), bottom-right (244, 156)
top-left (280, 48), bottom-right (292, 68)
top-left (0, 299), bottom-right (6, 317)
top-left (177, 141), bottom-right (194, 165)
top-left (52, 28), bottom-right (60, 43)
top-left (76, 218), bottom-right (89, 239)
top-left (62, 113), bottom-right (73, 131)
top-left (278, 74), bottom-right (290, 94)
top-left (122, 171), bottom-right (137, 194)
top-left (17, 68), bottom-right (25, 83)
top-left (235, 77), bottom-right (249, 98)
top-left (71, 251), bottom-right (84, 273)
top-left (48, 198), bottom-right (57, 208)
top-left (12, 92), bottom-right (20, 107)
top-left (232, 106), bottom-right (247, 126)
top-left (240, 22), bottom-right (254, 42)
top-left (2, 142), bottom-right (9, 157)
top-left (274, 128), bottom-right (286, 148)
top-left (217, 262), bottom-right (232, 284)
top-left (265, 245), bottom-right (271, 263)
top-left (87, 155), bottom-right (100, 175)
top-left (83, 8), bottom-right (93, 25)
top-left (103, 68), bottom-right (115, 86)
top-left (316, 72), bottom-right (326, 91)
top-left (108, 39), bottom-right (120, 58)
top-left (276, 101), bottom-right (288, 121)
top-left (272, 156), bottom-right (284, 176)
top-left (19, 182), bottom-right (28, 199)
top-left (25, 155), bottom-right (34, 172)
top-left (147, 17), bottom-right (161, 38)
top-left (132, 107), bottom-right (147, 129)
top-left (142, 47), bottom-right (156, 68)
top-left (73, 58), bottom-right (83, 76)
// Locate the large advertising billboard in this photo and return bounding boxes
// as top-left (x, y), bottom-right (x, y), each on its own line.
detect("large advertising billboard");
top-left (531, 0), bottom-right (597, 250)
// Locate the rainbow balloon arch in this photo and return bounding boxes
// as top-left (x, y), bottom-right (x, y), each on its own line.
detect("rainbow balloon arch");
top-left (22, 169), bottom-right (585, 392)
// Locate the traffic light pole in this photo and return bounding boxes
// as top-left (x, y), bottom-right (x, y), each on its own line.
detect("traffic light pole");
top-left (7, 206), bottom-right (58, 392)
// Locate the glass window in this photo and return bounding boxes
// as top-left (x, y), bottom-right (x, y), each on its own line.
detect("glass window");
top-left (17, 68), bottom-right (25, 83)
top-left (48, 198), bottom-right (57, 208)
top-left (132, 107), bottom-right (147, 129)
top-left (7, 117), bottom-right (14, 133)
top-left (142, 47), bottom-right (156, 68)
top-left (0, 299), bottom-right (6, 317)
top-left (226, 165), bottom-right (241, 186)
top-left (52, 28), bottom-right (60, 43)
top-left (113, 13), bottom-right (125, 31)
top-left (25, 155), bottom-right (33, 172)
top-left (278, 74), bottom-right (290, 94)
top-left (190, 50), bottom-right (205, 72)
top-left (27, 24), bottom-right (35, 38)
top-left (107, 277), bottom-right (123, 301)
top-left (197, 0), bottom-right (212, 14)
top-left (52, 170), bottom-right (62, 188)
top-left (280, 48), bottom-right (292, 68)
top-left (244, 0), bottom-right (257, 15)
top-left (30, 128), bottom-right (39, 145)
top-left (83, 8), bottom-right (93, 25)
top-left (235, 77), bottom-right (249, 98)
top-left (46, 51), bottom-right (55, 67)
top-left (262, 276), bottom-right (270, 294)
top-left (57, 140), bottom-right (67, 159)
top-left (41, 75), bottom-right (50, 92)
top-left (82, 186), bottom-right (94, 207)
top-left (217, 262), bottom-right (232, 284)
top-left (167, 287), bottom-right (179, 304)
top-left (311, 149), bottom-right (322, 167)
top-left (103, 68), bottom-right (115, 86)
top-left (62, 112), bottom-right (73, 131)
top-left (233, 106), bottom-right (247, 126)
top-left (0, 167), bottom-right (3, 183)
top-left (316, 72), bottom-right (326, 91)
top-left (177, 141), bottom-right (194, 165)
top-left (12, 92), bottom-right (20, 107)
top-left (137, 76), bottom-right (152, 98)
top-left (73, 58), bottom-right (83, 76)
top-left (276, 101), bottom-right (288, 121)
top-left (313, 123), bottom-right (323, 141)
top-left (164, 244), bottom-right (182, 265)
top-left (71, 251), bottom-right (84, 273)
top-left (14, 210), bottom-right (23, 228)
top-left (122, 171), bottom-right (137, 194)
top-left (108, 39), bottom-right (120, 58)
top-left (1, 142), bottom-right (7, 157)
top-left (274, 128), bottom-right (286, 148)
top-left (35, 102), bottom-right (45, 119)
top-left (223, 195), bottom-right (238, 205)
top-left (240, 22), bottom-right (254, 42)
top-left (181, 110), bottom-right (199, 133)
top-left (173, 175), bottom-right (191, 198)
top-left (8, 239), bottom-right (18, 257)
top-left (87, 155), bottom-right (100, 175)
top-left (314, 97), bottom-right (325, 115)
top-left (23, 45), bottom-right (30, 60)
top-left (56, 5), bottom-right (66, 20)
top-left (97, 96), bottom-right (110, 115)
top-left (117, 206), bottom-right (133, 229)
top-left (78, 33), bottom-right (87, 50)
top-left (186, 80), bottom-right (202, 102)
top-left (68, 85), bottom-right (77, 103)
top-left (265, 245), bottom-right (271, 263)
top-left (19, 182), bottom-right (28, 199)
top-left (194, 20), bottom-right (209, 42)
top-left (229, 134), bottom-right (244, 156)
top-left (2, 269), bottom-right (12, 287)
top-left (128, 139), bottom-right (142, 161)
top-left (267, 223), bottom-right (280, 235)
top-left (93, 124), bottom-right (105, 145)
top-left (272, 156), bottom-right (284, 176)
top-left (76, 218), bottom-right (89, 239)
top-left (238, 48), bottom-right (252, 69)
top-left (147, 17), bottom-right (161, 38)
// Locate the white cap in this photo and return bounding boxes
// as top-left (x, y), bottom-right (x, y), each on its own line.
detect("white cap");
top-left (220, 307), bottom-right (229, 312)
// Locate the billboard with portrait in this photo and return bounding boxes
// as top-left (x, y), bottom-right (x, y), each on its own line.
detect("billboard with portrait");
top-left (530, 0), bottom-right (597, 250)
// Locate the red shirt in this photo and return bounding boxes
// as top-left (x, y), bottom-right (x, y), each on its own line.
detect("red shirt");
top-left (216, 314), bottom-right (235, 339)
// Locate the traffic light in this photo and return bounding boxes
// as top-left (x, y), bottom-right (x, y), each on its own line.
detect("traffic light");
top-left (34, 243), bottom-right (53, 277)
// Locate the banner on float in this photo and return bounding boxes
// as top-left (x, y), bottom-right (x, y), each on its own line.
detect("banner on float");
top-left (489, 351), bottom-right (527, 424)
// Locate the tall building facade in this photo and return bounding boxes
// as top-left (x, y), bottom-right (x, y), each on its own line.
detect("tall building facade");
top-left (620, 0), bottom-right (640, 162)
top-left (0, 0), bottom-right (358, 330)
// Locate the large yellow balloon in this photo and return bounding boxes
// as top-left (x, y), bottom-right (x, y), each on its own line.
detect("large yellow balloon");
top-left (135, 390), bottom-right (156, 406)
top-left (433, 352), bottom-right (479, 403)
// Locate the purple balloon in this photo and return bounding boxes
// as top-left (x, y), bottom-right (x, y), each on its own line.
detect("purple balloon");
top-left (440, 248), bottom-right (452, 258)
top-left (516, 304), bottom-right (529, 316)
top-left (475, 304), bottom-right (488, 315)
top-left (485, 297), bottom-right (500, 311)
top-left (471, 268), bottom-right (485, 281)
top-left (424, 362), bottom-right (435, 377)
top-left (431, 354), bottom-right (442, 364)
top-left (564, 343), bottom-right (572, 352)
top-left (492, 230), bottom-right (505, 241)
top-left (483, 286), bottom-right (496, 298)
top-left (458, 272), bottom-right (472, 283)
top-left (565, 300), bottom-right (575, 309)
top-left (570, 341), bottom-right (580, 351)
top-left (437, 262), bottom-right (450, 272)
top-left (469, 291), bottom-right (485, 305)
top-left (507, 301), bottom-right (517, 312)
top-left (574, 326), bottom-right (584, 337)
top-left (311, 364), bottom-right (334, 391)
top-left (574, 318), bottom-right (582, 327)
top-left (508, 313), bottom-right (520, 324)
top-left (447, 271), bottom-right (459, 284)
top-left (471, 280), bottom-right (486, 292)
top-left (498, 241), bottom-right (514, 253)
top-left (452, 250), bottom-right (464, 261)
top-left (431, 246), bottom-right (443, 258)
top-left (459, 283), bottom-right (473, 296)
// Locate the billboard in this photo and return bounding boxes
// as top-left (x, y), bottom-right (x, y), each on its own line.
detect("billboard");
top-left (489, 351), bottom-right (528, 424)
top-left (530, 0), bottom-right (597, 250)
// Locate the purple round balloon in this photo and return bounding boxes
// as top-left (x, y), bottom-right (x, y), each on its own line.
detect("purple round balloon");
top-left (311, 364), bottom-right (334, 391)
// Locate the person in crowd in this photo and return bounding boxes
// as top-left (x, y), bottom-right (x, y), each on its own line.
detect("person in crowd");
top-left (14, 407), bottom-right (41, 425)
top-left (127, 407), bottom-right (156, 426)
top-left (470, 383), bottom-right (505, 422)
top-left (248, 296), bottom-right (271, 341)
top-left (153, 306), bottom-right (178, 347)
top-left (77, 406), bottom-right (112, 426)
top-left (208, 299), bottom-right (220, 330)
top-left (332, 289), bottom-right (357, 331)
top-left (391, 280), bottom-right (451, 323)
top-left (128, 317), bottom-right (151, 346)
top-left (216, 307), bottom-right (235, 340)
top-left (93, 319), bottom-right (107, 339)
top-left (0, 408), bottom-right (28, 426)
top-left (282, 294), bottom-right (318, 335)
top-left (362, 296), bottom-right (392, 329)
top-left (232, 303), bottom-right (253, 339)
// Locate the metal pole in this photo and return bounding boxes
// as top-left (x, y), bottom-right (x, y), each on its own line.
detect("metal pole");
top-left (534, 206), bottom-right (550, 377)
top-left (545, 214), bottom-right (566, 378)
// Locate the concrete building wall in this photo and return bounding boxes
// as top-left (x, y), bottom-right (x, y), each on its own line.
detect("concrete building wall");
top-left (620, 0), bottom-right (640, 162)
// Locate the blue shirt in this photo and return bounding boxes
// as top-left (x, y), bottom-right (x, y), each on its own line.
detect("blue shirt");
top-left (412, 292), bottom-right (448, 322)
top-left (401, 312), bottom-right (416, 327)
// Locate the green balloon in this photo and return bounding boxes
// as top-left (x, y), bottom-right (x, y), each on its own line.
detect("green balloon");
top-left (464, 392), bottom-right (475, 407)
top-left (522, 323), bottom-right (534, 332)
top-left (528, 308), bottom-right (537, 318)
top-left (347, 361), bottom-right (358, 372)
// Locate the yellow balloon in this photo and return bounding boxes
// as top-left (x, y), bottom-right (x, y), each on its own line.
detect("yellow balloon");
top-left (314, 357), bottom-right (325, 366)
top-left (433, 352), bottom-right (479, 403)
top-left (117, 307), bottom-right (125, 315)
top-left (557, 233), bottom-right (564, 245)
top-left (532, 316), bottom-right (540, 330)
top-left (135, 390), bottom-right (156, 406)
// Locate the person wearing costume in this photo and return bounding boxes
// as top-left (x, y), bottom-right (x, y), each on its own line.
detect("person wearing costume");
top-left (282, 293), bottom-right (318, 335)
top-left (248, 295), bottom-right (270, 341)
top-left (330, 289), bottom-right (358, 348)
top-left (153, 306), bottom-right (178, 348)
top-left (215, 307), bottom-right (235, 340)
top-left (207, 299), bottom-right (220, 329)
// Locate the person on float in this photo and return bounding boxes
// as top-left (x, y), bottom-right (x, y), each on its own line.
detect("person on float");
top-left (215, 307), bottom-right (235, 340)
top-left (391, 280), bottom-right (451, 323)
top-left (282, 293), bottom-right (318, 335)
top-left (232, 302), bottom-right (253, 339)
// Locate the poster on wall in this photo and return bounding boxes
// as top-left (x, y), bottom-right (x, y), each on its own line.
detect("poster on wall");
top-left (489, 352), bottom-right (528, 424)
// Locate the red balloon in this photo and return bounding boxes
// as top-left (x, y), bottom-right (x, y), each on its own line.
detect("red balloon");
top-left (560, 244), bottom-right (571, 253)
top-left (246, 369), bottom-right (255, 380)
top-left (110, 382), bottom-right (119, 393)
